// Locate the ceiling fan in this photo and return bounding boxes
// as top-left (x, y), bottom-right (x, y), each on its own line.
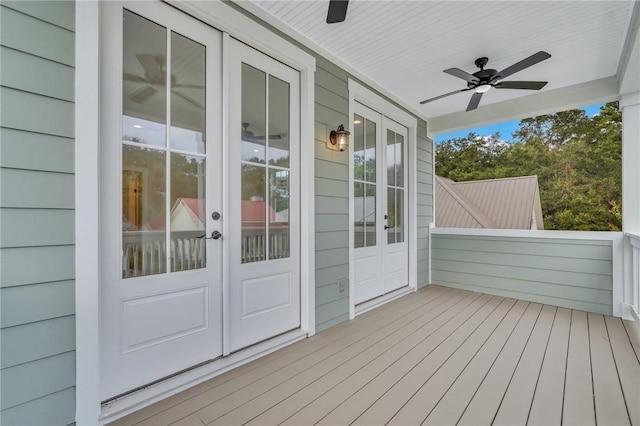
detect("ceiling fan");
top-left (124, 54), bottom-right (205, 109)
top-left (420, 51), bottom-right (551, 112)
top-left (327, 0), bottom-right (349, 23)
top-left (242, 122), bottom-right (284, 143)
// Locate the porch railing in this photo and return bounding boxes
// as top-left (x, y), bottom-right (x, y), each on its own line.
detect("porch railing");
top-left (123, 227), bottom-right (290, 276)
top-left (628, 233), bottom-right (640, 320)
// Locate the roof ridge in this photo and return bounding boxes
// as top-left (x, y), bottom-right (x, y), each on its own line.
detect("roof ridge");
top-left (451, 175), bottom-right (538, 185)
top-left (435, 176), bottom-right (497, 228)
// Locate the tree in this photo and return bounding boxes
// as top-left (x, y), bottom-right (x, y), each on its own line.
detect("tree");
top-left (435, 102), bottom-right (622, 231)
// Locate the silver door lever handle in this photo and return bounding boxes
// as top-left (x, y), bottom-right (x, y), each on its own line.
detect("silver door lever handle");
top-left (198, 231), bottom-right (222, 240)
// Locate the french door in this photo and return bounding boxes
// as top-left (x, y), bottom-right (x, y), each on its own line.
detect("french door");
top-left (228, 40), bottom-right (301, 353)
top-left (353, 102), bottom-right (409, 305)
top-left (100, 2), bottom-right (301, 400)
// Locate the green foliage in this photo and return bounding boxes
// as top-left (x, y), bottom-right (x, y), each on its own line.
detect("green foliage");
top-left (435, 102), bottom-right (622, 231)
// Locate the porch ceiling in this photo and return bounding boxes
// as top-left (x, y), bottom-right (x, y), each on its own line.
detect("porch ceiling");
top-left (242, 0), bottom-right (638, 130)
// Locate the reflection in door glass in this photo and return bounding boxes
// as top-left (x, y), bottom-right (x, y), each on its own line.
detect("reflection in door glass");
top-left (122, 10), bottom-right (167, 148)
top-left (122, 145), bottom-right (166, 277)
top-left (269, 169), bottom-right (290, 259)
top-left (268, 75), bottom-right (290, 167)
top-left (241, 64), bottom-right (266, 163)
top-left (170, 32), bottom-right (205, 153)
top-left (242, 164), bottom-right (266, 263)
top-left (385, 129), bottom-right (405, 245)
top-left (122, 11), bottom-right (209, 277)
top-left (170, 154), bottom-right (206, 272)
top-left (241, 64), bottom-right (291, 263)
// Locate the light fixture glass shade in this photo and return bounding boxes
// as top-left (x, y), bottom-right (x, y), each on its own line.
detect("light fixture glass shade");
top-left (475, 84), bottom-right (491, 93)
top-left (330, 124), bottom-right (350, 151)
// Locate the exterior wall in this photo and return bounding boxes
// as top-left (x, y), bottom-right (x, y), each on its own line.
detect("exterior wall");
top-left (416, 130), bottom-right (433, 288)
top-left (431, 233), bottom-right (614, 315)
top-left (314, 57), bottom-right (351, 331)
top-left (0, 2), bottom-right (76, 424)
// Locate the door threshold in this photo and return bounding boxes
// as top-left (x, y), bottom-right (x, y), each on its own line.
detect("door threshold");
top-left (355, 286), bottom-right (414, 316)
top-left (99, 329), bottom-right (307, 424)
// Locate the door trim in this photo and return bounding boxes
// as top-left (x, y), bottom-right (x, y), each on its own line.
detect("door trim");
top-left (347, 79), bottom-right (418, 319)
top-left (75, 1), bottom-right (316, 424)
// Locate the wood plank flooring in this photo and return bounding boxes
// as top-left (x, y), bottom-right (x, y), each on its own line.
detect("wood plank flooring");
top-left (110, 285), bottom-right (640, 426)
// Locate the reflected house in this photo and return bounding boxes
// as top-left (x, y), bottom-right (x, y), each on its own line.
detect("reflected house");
top-left (242, 196), bottom-right (289, 262)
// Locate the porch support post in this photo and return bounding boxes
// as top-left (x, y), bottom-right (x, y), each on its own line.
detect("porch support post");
top-left (621, 92), bottom-right (640, 319)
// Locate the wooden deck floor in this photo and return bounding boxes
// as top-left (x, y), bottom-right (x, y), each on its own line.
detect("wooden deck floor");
top-left (111, 285), bottom-right (640, 426)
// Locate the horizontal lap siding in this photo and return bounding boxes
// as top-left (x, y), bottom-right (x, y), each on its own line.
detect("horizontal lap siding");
top-left (416, 122), bottom-right (433, 287)
top-left (431, 234), bottom-right (613, 315)
top-left (0, 2), bottom-right (76, 425)
top-left (315, 58), bottom-right (350, 332)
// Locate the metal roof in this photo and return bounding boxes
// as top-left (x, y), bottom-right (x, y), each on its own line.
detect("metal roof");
top-left (436, 175), bottom-right (544, 229)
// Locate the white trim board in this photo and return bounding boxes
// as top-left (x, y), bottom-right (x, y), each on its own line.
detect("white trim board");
top-left (431, 227), bottom-right (623, 241)
top-left (429, 76), bottom-right (619, 134)
top-left (348, 79), bottom-right (419, 319)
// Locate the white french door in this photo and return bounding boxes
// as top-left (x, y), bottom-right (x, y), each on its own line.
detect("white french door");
top-left (227, 40), bottom-right (301, 353)
top-left (100, 1), bottom-right (303, 401)
top-left (100, 2), bottom-right (223, 399)
top-left (353, 102), bottom-right (409, 305)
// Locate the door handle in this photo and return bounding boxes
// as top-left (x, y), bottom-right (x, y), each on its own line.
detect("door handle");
top-left (198, 231), bottom-right (222, 240)
top-left (384, 225), bottom-right (391, 230)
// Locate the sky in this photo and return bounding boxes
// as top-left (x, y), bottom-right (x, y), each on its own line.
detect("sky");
top-left (434, 103), bottom-right (604, 144)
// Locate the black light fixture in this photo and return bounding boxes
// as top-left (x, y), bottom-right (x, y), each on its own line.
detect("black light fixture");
top-left (330, 124), bottom-right (350, 151)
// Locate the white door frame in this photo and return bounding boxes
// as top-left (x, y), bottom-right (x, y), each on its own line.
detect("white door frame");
top-left (348, 79), bottom-right (418, 319)
top-left (75, 1), bottom-right (316, 424)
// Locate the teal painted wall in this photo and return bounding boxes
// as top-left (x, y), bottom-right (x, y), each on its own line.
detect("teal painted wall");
top-left (431, 234), bottom-right (614, 315)
top-left (0, 2), bottom-right (76, 425)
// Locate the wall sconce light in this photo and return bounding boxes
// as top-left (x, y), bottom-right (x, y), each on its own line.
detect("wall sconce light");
top-left (330, 124), bottom-right (350, 151)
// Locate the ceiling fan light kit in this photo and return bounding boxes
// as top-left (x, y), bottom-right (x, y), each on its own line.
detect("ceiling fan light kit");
top-left (420, 51), bottom-right (551, 111)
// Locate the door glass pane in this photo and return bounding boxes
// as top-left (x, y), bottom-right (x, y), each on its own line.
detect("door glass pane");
top-left (122, 10), bottom-right (167, 148)
top-left (269, 169), bottom-right (289, 259)
top-left (387, 187), bottom-right (396, 244)
top-left (268, 76), bottom-right (290, 167)
top-left (122, 145), bottom-right (166, 277)
top-left (170, 153), bottom-right (206, 272)
top-left (354, 182), bottom-right (365, 248)
top-left (387, 129), bottom-right (395, 187)
top-left (241, 64), bottom-right (266, 163)
top-left (397, 188), bottom-right (404, 243)
top-left (396, 133), bottom-right (404, 188)
top-left (170, 32), bottom-right (205, 153)
top-left (354, 114), bottom-right (364, 181)
top-left (242, 164), bottom-right (266, 263)
top-left (365, 119), bottom-right (376, 183)
top-left (365, 183), bottom-right (376, 247)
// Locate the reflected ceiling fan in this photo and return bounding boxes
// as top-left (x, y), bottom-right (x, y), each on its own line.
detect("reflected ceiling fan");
top-left (124, 54), bottom-right (204, 109)
top-left (242, 122), bottom-right (284, 143)
top-left (420, 51), bottom-right (551, 112)
top-left (327, 0), bottom-right (349, 23)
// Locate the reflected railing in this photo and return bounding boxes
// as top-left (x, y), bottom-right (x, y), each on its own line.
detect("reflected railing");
top-left (123, 230), bottom-right (205, 278)
top-left (123, 227), bottom-right (290, 276)
top-left (242, 227), bottom-right (290, 264)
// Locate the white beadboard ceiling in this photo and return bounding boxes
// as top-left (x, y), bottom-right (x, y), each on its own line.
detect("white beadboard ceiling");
top-left (246, 0), bottom-right (636, 122)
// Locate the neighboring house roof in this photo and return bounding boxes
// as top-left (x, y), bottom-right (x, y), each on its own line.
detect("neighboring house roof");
top-left (436, 175), bottom-right (544, 230)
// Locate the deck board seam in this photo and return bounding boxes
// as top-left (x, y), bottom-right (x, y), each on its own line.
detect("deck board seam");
top-left (272, 291), bottom-right (484, 426)
top-left (603, 317), bottom-right (633, 424)
top-left (525, 306), bottom-right (558, 425)
top-left (347, 295), bottom-right (500, 425)
top-left (383, 297), bottom-right (516, 425)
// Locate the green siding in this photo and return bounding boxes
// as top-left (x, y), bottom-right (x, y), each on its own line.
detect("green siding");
top-left (0, 2), bottom-right (76, 424)
top-left (431, 234), bottom-right (613, 315)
